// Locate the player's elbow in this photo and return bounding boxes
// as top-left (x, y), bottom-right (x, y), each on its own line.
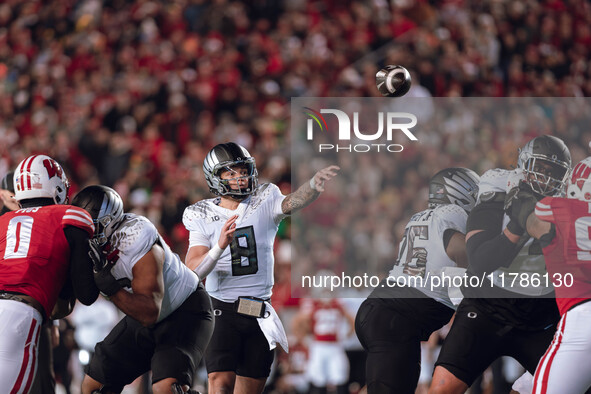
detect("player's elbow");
top-left (138, 307), bottom-right (160, 326)
top-left (139, 297), bottom-right (162, 326)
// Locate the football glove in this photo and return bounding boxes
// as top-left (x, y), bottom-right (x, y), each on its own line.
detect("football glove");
top-left (89, 240), bottom-right (121, 297)
top-left (504, 181), bottom-right (538, 234)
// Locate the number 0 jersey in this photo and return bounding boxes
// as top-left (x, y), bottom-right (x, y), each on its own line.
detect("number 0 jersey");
top-left (183, 183), bottom-right (287, 302)
top-left (389, 204), bottom-right (468, 309)
top-left (108, 213), bottom-right (199, 322)
top-left (535, 197), bottom-right (591, 315)
top-left (0, 205), bottom-right (94, 318)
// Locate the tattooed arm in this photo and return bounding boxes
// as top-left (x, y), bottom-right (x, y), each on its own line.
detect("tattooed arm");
top-left (281, 165), bottom-right (340, 215)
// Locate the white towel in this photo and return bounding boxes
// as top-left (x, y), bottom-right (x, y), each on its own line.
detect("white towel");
top-left (441, 267), bottom-right (466, 306)
top-left (257, 302), bottom-right (289, 353)
top-left (512, 371), bottom-right (533, 394)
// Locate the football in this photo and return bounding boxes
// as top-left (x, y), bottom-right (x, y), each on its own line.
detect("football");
top-left (376, 65), bottom-right (412, 97)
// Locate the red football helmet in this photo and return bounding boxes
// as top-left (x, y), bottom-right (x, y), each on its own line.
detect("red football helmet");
top-left (567, 157), bottom-right (591, 202)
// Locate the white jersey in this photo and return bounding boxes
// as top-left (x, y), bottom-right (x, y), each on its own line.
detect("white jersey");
top-left (109, 213), bottom-right (199, 322)
top-left (476, 168), bottom-right (551, 296)
top-left (389, 204), bottom-right (467, 309)
top-left (183, 183), bottom-right (287, 302)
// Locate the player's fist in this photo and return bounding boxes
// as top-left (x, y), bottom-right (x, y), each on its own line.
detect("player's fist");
top-left (505, 182), bottom-right (538, 231)
top-left (89, 240), bottom-right (121, 297)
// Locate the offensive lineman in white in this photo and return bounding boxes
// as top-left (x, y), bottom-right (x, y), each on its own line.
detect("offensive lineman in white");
top-left (72, 185), bottom-right (214, 394)
top-left (354, 167), bottom-right (480, 394)
top-left (183, 142), bottom-right (339, 394)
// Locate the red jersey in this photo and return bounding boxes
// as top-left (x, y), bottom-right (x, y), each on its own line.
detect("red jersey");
top-left (306, 299), bottom-right (347, 342)
top-left (535, 197), bottom-right (591, 315)
top-left (0, 205), bottom-right (94, 317)
top-left (280, 341), bottom-right (309, 374)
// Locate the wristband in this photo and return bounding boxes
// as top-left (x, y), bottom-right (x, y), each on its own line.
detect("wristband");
top-left (310, 177), bottom-right (319, 192)
top-left (208, 243), bottom-right (223, 261)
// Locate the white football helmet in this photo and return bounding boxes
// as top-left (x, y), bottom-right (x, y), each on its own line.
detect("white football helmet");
top-left (428, 167), bottom-right (480, 213)
top-left (14, 155), bottom-right (70, 204)
top-left (567, 157), bottom-right (591, 202)
top-left (203, 142), bottom-right (258, 198)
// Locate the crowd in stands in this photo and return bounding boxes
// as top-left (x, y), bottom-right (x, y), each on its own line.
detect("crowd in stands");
top-left (2, 0), bottom-right (591, 392)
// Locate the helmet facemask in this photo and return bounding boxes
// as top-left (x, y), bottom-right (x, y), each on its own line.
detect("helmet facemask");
top-left (212, 158), bottom-right (258, 198)
top-left (94, 213), bottom-right (120, 246)
top-left (520, 156), bottom-right (570, 197)
top-left (517, 135), bottom-right (572, 198)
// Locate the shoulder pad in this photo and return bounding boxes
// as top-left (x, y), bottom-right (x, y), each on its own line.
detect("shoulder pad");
top-left (433, 204), bottom-right (467, 220)
top-left (478, 169), bottom-right (512, 195)
top-left (247, 183), bottom-right (278, 212)
top-left (183, 200), bottom-right (213, 221)
top-left (251, 183), bottom-right (274, 199)
top-left (433, 204), bottom-right (468, 232)
top-left (110, 214), bottom-right (157, 251)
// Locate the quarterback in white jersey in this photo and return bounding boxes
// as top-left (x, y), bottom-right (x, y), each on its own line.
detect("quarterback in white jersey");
top-left (72, 185), bottom-right (213, 394)
top-left (355, 167), bottom-right (480, 394)
top-left (184, 182), bottom-right (285, 302)
top-left (183, 142), bottom-right (339, 394)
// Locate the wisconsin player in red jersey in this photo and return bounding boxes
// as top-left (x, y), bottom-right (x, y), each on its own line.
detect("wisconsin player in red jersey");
top-left (295, 296), bottom-right (355, 394)
top-left (0, 155), bottom-right (99, 393)
top-left (514, 157), bottom-right (591, 393)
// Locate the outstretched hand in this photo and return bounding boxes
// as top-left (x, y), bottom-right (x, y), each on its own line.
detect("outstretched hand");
top-left (218, 215), bottom-right (238, 249)
top-left (310, 165), bottom-right (340, 192)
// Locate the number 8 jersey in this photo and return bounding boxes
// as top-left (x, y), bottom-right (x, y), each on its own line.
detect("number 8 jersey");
top-left (183, 183), bottom-right (287, 302)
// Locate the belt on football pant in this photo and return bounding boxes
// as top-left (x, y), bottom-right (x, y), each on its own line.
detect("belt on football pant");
top-left (211, 297), bottom-right (270, 318)
top-left (0, 292), bottom-right (46, 321)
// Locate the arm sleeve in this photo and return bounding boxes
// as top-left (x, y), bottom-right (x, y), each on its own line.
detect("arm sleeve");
top-left (465, 201), bottom-right (523, 275)
top-left (64, 226), bottom-right (99, 305)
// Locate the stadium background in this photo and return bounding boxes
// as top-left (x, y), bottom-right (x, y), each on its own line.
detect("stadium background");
top-left (1, 0), bottom-right (591, 393)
